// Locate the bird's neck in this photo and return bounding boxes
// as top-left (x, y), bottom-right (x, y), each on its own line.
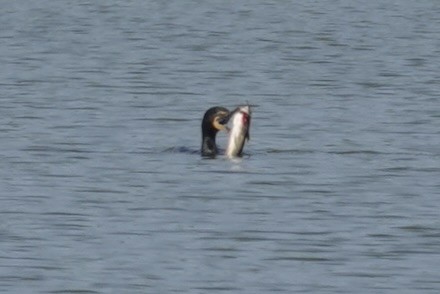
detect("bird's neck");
top-left (201, 135), bottom-right (218, 157)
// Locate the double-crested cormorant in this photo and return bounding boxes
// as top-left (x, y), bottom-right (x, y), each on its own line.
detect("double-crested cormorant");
top-left (201, 106), bottom-right (230, 157)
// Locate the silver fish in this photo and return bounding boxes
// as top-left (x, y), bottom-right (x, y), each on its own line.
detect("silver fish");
top-left (225, 105), bottom-right (251, 157)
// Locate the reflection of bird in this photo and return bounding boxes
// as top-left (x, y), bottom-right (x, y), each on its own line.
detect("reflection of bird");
top-left (201, 106), bottom-right (230, 157)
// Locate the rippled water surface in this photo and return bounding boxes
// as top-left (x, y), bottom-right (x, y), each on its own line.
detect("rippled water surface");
top-left (1, 1), bottom-right (440, 293)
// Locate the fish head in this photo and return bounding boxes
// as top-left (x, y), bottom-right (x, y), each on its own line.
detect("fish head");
top-left (230, 105), bottom-right (251, 139)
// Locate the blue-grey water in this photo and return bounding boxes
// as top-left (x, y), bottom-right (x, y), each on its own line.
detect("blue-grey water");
top-left (1, 1), bottom-right (440, 293)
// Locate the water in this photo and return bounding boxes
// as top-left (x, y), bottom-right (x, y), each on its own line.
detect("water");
top-left (1, 1), bottom-right (440, 293)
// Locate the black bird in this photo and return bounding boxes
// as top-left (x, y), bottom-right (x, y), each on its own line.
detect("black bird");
top-left (201, 106), bottom-right (230, 157)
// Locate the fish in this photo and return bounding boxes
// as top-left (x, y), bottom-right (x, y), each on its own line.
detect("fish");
top-left (224, 105), bottom-right (252, 157)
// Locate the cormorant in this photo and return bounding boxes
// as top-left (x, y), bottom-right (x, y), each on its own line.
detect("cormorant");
top-left (201, 106), bottom-right (230, 157)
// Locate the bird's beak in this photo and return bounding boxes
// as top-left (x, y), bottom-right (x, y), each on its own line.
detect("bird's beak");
top-left (218, 115), bottom-right (230, 125)
top-left (212, 111), bottom-right (229, 131)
